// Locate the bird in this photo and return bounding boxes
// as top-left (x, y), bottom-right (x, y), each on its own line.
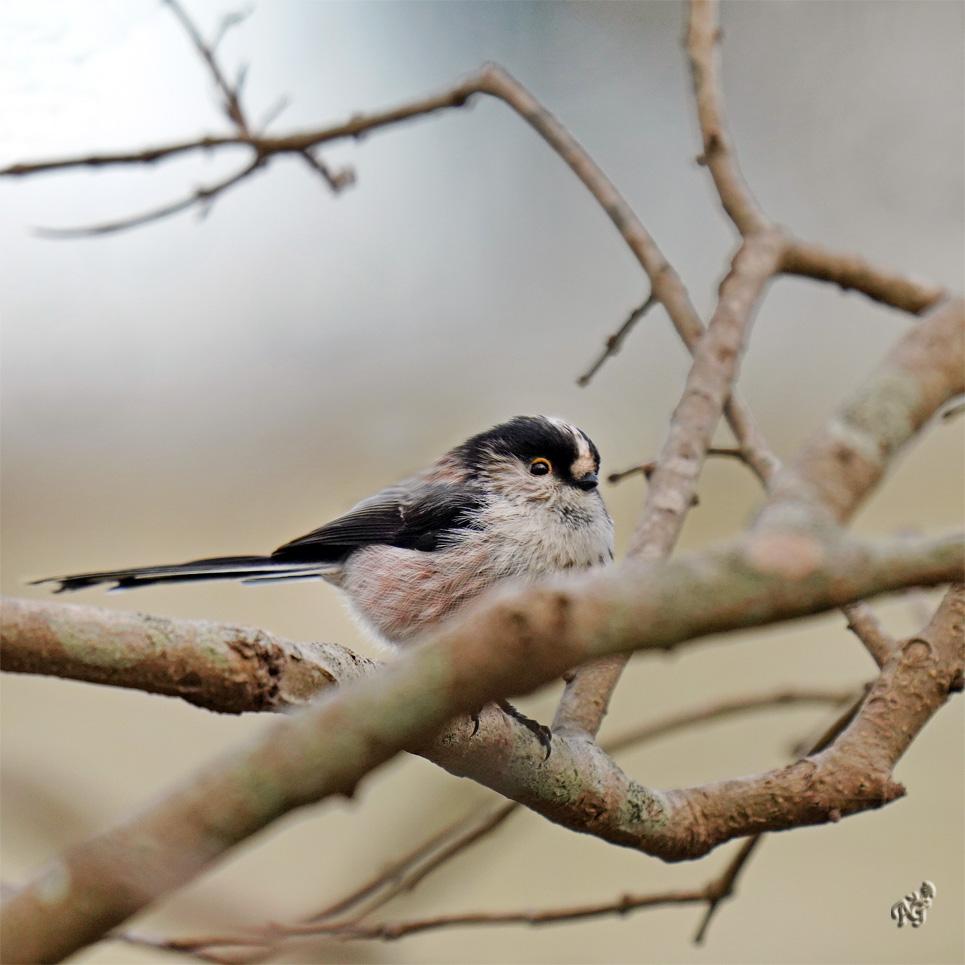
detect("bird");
top-left (35, 415), bottom-right (614, 753)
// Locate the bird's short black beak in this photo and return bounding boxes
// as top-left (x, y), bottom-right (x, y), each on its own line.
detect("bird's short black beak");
top-left (573, 471), bottom-right (599, 491)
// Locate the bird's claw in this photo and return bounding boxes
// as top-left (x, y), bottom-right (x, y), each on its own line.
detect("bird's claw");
top-left (497, 699), bottom-right (552, 760)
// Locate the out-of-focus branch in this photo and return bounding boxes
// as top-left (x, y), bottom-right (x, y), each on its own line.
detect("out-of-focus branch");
top-left (34, 157), bottom-right (268, 238)
top-left (163, 0), bottom-right (251, 135)
top-left (1, 56), bottom-right (778, 487)
top-left (760, 295), bottom-right (964, 528)
top-left (780, 239), bottom-right (945, 315)
top-left (576, 294), bottom-right (657, 387)
top-left (841, 601), bottom-right (896, 668)
top-left (687, 0), bottom-right (770, 236)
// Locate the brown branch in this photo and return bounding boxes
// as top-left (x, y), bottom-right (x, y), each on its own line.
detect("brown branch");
top-left (556, 0), bottom-right (792, 739)
top-left (2, 524), bottom-right (960, 961)
top-left (292, 888), bottom-right (713, 940)
top-left (1, 6), bottom-right (961, 957)
top-left (0, 597), bottom-right (374, 713)
top-left (34, 157), bottom-right (267, 238)
top-left (623, 229), bottom-right (784, 563)
top-left (601, 687), bottom-right (856, 755)
top-left (473, 65), bottom-right (780, 488)
top-left (687, 0), bottom-right (770, 236)
top-left (760, 295), bottom-right (964, 528)
top-left (163, 0), bottom-right (251, 134)
top-left (841, 601), bottom-right (896, 668)
top-left (116, 684), bottom-right (862, 962)
top-left (780, 238), bottom-right (945, 316)
top-left (303, 800), bottom-right (517, 925)
top-left (576, 294), bottom-right (657, 386)
top-left (6, 91), bottom-right (961, 955)
top-left (2, 58), bottom-right (779, 492)
top-left (692, 835), bottom-right (762, 944)
top-left (116, 686), bottom-right (853, 960)
top-left (607, 448), bottom-right (746, 485)
top-left (692, 680), bottom-right (868, 944)
top-left (298, 149), bottom-right (354, 192)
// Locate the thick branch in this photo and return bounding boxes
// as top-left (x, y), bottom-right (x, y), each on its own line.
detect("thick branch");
top-left (556, 230), bottom-right (785, 736)
top-left (1, 526), bottom-right (960, 962)
top-left (116, 686), bottom-right (850, 961)
top-left (761, 296), bottom-right (965, 527)
top-left (0, 597), bottom-right (373, 713)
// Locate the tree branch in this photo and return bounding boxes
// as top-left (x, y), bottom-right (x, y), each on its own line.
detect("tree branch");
top-left (112, 686), bottom-right (859, 961)
top-left (780, 239), bottom-right (945, 315)
top-left (760, 295), bottom-right (964, 528)
top-left (1, 523), bottom-right (960, 962)
top-left (0, 597), bottom-right (373, 713)
top-left (687, 0), bottom-right (771, 236)
top-left (841, 601), bottom-right (896, 668)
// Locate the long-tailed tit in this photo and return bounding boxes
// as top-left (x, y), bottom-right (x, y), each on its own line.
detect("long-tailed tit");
top-left (36, 415), bottom-right (614, 750)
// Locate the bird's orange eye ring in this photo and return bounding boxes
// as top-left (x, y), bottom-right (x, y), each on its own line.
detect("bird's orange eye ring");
top-left (529, 458), bottom-right (552, 476)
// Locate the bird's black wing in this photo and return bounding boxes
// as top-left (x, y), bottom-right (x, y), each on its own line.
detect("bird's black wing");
top-left (34, 481), bottom-right (481, 593)
top-left (270, 481), bottom-right (482, 562)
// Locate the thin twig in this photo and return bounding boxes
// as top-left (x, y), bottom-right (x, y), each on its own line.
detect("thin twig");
top-left (163, 0), bottom-right (251, 134)
top-left (298, 889), bottom-right (712, 939)
top-left (607, 447), bottom-right (748, 485)
top-left (692, 835), bottom-right (762, 944)
top-left (298, 149), bottom-right (354, 193)
top-left (687, 0), bottom-right (770, 236)
top-left (692, 685), bottom-right (867, 943)
top-left (576, 294), bottom-right (657, 386)
top-left (607, 461), bottom-right (656, 485)
top-left (841, 602), bottom-right (895, 668)
top-left (602, 687), bottom-right (856, 756)
top-left (33, 157), bottom-right (266, 238)
top-left (305, 800), bottom-right (516, 924)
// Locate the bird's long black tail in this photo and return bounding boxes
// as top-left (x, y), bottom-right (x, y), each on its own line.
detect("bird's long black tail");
top-left (32, 555), bottom-right (336, 593)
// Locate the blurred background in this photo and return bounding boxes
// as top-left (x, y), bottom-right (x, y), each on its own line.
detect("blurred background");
top-left (1, 1), bottom-right (962, 962)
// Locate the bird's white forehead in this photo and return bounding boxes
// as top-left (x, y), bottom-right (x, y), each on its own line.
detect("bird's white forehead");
top-left (546, 416), bottom-right (597, 477)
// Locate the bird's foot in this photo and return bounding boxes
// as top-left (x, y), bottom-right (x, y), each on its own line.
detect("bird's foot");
top-left (497, 699), bottom-right (552, 760)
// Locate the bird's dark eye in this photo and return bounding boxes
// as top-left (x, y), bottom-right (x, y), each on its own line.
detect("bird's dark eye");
top-left (529, 458), bottom-right (552, 476)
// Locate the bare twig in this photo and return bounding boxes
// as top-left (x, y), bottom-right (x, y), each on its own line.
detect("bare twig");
top-left (576, 294), bottom-right (657, 386)
top-left (163, 0), bottom-right (251, 134)
top-left (2, 4), bottom-right (962, 959)
top-left (687, 0), bottom-right (770, 236)
top-left (841, 602), bottom-right (896, 668)
top-left (296, 888), bottom-right (713, 939)
top-left (602, 687), bottom-right (856, 756)
top-left (780, 239), bottom-right (944, 316)
top-left (305, 801), bottom-right (517, 924)
top-left (299, 149), bottom-right (354, 192)
top-left (34, 156), bottom-right (267, 238)
top-left (555, 0), bottom-right (792, 739)
top-left (692, 835), bottom-right (762, 944)
top-left (607, 448), bottom-right (747, 485)
top-left (692, 681), bottom-right (868, 944)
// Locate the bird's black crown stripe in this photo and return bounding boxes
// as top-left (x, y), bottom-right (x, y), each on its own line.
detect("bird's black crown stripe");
top-left (458, 416), bottom-right (600, 480)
